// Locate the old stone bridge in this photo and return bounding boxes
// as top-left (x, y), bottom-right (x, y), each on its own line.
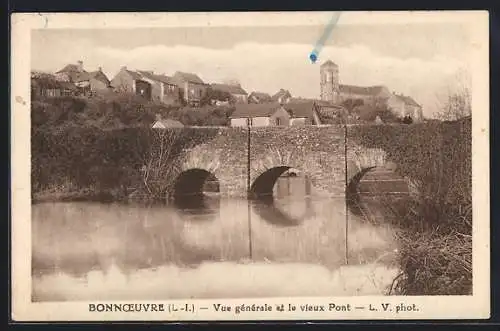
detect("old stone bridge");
top-left (172, 125), bottom-right (410, 200)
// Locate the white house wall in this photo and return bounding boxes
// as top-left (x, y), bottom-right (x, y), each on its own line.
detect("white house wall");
top-left (252, 117), bottom-right (271, 127)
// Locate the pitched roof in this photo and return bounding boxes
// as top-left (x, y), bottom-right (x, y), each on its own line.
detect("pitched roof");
top-left (339, 84), bottom-right (387, 96)
top-left (174, 71), bottom-right (205, 84)
top-left (271, 89), bottom-right (292, 101)
top-left (249, 91), bottom-right (272, 101)
top-left (137, 70), bottom-right (157, 80)
top-left (153, 74), bottom-right (177, 85)
top-left (210, 83), bottom-right (247, 95)
top-left (56, 64), bottom-right (81, 73)
top-left (152, 119), bottom-right (184, 128)
top-left (88, 70), bottom-right (110, 85)
top-left (231, 102), bottom-right (318, 119)
top-left (398, 94), bottom-right (421, 107)
top-left (125, 69), bottom-right (143, 80)
top-left (282, 101), bottom-right (317, 118)
top-left (231, 103), bottom-right (282, 118)
top-left (321, 60), bottom-right (338, 67)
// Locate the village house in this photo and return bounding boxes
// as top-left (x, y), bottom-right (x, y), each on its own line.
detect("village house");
top-left (230, 101), bottom-right (322, 127)
top-left (55, 61), bottom-right (111, 95)
top-left (387, 93), bottom-right (424, 122)
top-left (288, 97), bottom-right (346, 121)
top-left (172, 71), bottom-right (208, 107)
top-left (271, 89), bottom-right (292, 104)
top-left (210, 83), bottom-right (248, 104)
top-left (31, 71), bottom-right (77, 98)
top-left (248, 91), bottom-right (273, 104)
top-left (110, 67), bottom-right (181, 105)
top-left (151, 115), bottom-right (184, 129)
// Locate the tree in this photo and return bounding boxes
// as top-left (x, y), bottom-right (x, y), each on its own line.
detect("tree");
top-left (436, 68), bottom-right (472, 121)
top-left (436, 88), bottom-right (471, 121)
top-left (200, 87), bottom-right (235, 106)
top-left (341, 98), bottom-right (364, 115)
top-left (356, 97), bottom-right (400, 123)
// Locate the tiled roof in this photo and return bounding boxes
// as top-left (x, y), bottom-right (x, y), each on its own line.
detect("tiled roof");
top-left (210, 83), bottom-right (248, 95)
top-left (174, 71), bottom-right (205, 84)
top-left (282, 101), bottom-right (317, 118)
top-left (154, 74), bottom-right (177, 85)
top-left (89, 70), bottom-right (110, 85)
top-left (339, 84), bottom-right (387, 96)
top-left (125, 69), bottom-right (143, 80)
top-left (231, 102), bottom-right (318, 119)
top-left (230, 102), bottom-right (282, 118)
top-left (137, 70), bottom-right (157, 80)
top-left (134, 70), bottom-right (177, 86)
top-left (249, 92), bottom-right (272, 102)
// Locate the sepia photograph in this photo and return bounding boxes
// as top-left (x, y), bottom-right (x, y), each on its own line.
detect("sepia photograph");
top-left (11, 11), bottom-right (489, 321)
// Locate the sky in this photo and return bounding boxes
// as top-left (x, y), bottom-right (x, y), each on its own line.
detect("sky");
top-left (31, 21), bottom-right (473, 117)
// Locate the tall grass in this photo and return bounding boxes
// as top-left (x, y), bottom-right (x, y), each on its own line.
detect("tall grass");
top-left (349, 118), bottom-right (472, 295)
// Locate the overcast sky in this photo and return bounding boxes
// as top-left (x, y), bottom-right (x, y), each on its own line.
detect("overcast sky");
top-left (31, 22), bottom-right (472, 117)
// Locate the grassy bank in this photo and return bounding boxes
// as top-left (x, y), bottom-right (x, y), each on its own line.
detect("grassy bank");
top-left (350, 118), bottom-right (472, 295)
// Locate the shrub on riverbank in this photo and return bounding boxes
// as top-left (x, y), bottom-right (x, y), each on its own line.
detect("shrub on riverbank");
top-left (31, 127), bottom-right (220, 202)
top-left (349, 118), bottom-right (472, 295)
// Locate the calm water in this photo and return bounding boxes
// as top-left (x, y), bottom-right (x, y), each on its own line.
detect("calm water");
top-left (32, 177), bottom-right (400, 301)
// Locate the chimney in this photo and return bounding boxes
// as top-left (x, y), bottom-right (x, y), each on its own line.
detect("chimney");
top-left (98, 66), bottom-right (102, 72)
top-left (155, 113), bottom-right (162, 121)
top-left (77, 60), bottom-right (84, 72)
top-left (121, 66), bottom-right (127, 71)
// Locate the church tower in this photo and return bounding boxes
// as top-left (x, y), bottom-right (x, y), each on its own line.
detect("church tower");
top-left (320, 60), bottom-right (339, 103)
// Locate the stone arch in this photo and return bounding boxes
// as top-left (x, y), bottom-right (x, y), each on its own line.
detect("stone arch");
top-left (172, 168), bottom-right (221, 214)
top-left (346, 146), bottom-right (388, 184)
top-left (173, 168), bottom-right (220, 198)
top-left (250, 146), bottom-right (346, 197)
top-left (250, 166), bottom-right (291, 198)
top-left (346, 165), bottom-right (411, 218)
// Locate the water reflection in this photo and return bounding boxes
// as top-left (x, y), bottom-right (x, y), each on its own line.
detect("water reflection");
top-left (32, 174), bottom-right (399, 301)
top-left (251, 176), bottom-right (316, 227)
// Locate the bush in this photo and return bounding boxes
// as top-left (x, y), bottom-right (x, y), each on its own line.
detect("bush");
top-left (349, 118), bottom-right (472, 295)
top-left (31, 127), bottom-right (219, 200)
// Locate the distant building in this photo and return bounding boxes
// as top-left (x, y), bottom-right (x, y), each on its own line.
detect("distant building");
top-left (110, 67), bottom-right (181, 105)
top-left (271, 89), bottom-right (292, 104)
top-left (230, 102), bottom-right (321, 127)
top-left (288, 97), bottom-right (346, 121)
top-left (152, 115), bottom-right (185, 129)
top-left (210, 83), bottom-right (248, 103)
top-left (339, 85), bottom-right (392, 102)
top-left (172, 71), bottom-right (208, 107)
top-left (320, 59), bottom-right (423, 122)
top-left (387, 93), bottom-right (424, 122)
top-left (55, 61), bottom-right (111, 94)
top-left (31, 71), bottom-right (77, 97)
top-left (320, 60), bottom-right (340, 103)
top-left (248, 91), bottom-right (273, 104)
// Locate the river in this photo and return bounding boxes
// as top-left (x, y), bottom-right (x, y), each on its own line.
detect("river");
top-left (32, 176), bottom-right (400, 301)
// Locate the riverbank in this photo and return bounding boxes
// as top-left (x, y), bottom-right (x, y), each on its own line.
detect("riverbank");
top-left (373, 196), bottom-right (473, 296)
